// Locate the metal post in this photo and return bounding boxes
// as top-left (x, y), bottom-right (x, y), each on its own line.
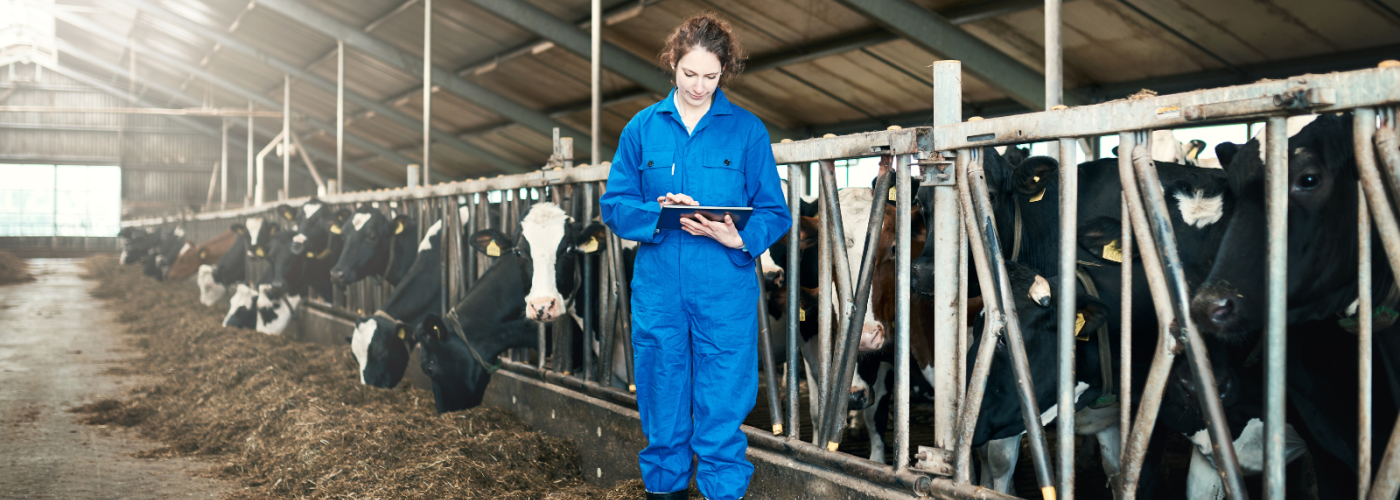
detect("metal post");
top-left (246, 101), bottom-right (254, 206)
top-left (1360, 179), bottom-right (1373, 500)
top-left (1264, 115), bottom-right (1288, 499)
top-left (582, 185), bottom-right (595, 383)
top-left (611, 231), bottom-right (636, 392)
top-left (1356, 107), bottom-right (1400, 500)
top-left (814, 159), bottom-right (861, 448)
top-left (894, 153), bottom-right (912, 471)
top-left (931, 60), bottom-right (962, 450)
top-left (1045, 0), bottom-right (1062, 110)
top-left (786, 162), bottom-right (802, 440)
top-left (221, 118), bottom-right (229, 209)
top-left (817, 170), bottom-right (833, 442)
top-left (1056, 136), bottom-right (1077, 498)
top-left (422, 0), bottom-right (432, 185)
top-left (590, 0), bottom-right (600, 168)
top-left (1119, 192), bottom-right (1133, 462)
top-left (597, 236), bottom-right (617, 385)
top-left (283, 75), bottom-right (291, 200)
top-left (757, 265), bottom-right (785, 435)
top-left (336, 39), bottom-right (344, 194)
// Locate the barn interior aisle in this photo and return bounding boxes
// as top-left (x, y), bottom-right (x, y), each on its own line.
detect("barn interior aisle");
top-left (0, 258), bottom-right (229, 500)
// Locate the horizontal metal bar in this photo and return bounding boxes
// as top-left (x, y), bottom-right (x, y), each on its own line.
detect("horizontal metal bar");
top-left (772, 127), bottom-right (927, 164)
top-left (933, 66), bottom-right (1400, 149)
top-left (0, 105), bottom-right (281, 117)
top-left (0, 122), bottom-right (208, 134)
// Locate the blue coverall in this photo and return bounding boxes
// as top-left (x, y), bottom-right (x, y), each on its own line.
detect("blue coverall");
top-left (600, 88), bottom-right (791, 499)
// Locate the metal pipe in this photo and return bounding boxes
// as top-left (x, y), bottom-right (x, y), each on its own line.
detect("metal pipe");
top-left (1264, 115), bottom-right (1289, 499)
top-left (582, 190), bottom-right (594, 383)
top-left (757, 265), bottom-right (785, 435)
top-left (221, 118), bottom-right (228, 209)
top-left (817, 170), bottom-right (834, 443)
top-left (1132, 142), bottom-right (1248, 500)
top-left (337, 39), bottom-right (344, 194)
top-left (1046, 0), bottom-right (1062, 110)
top-left (894, 153), bottom-right (912, 471)
top-left (246, 101), bottom-right (254, 206)
top-left (931, 60), bottom-right (963, 450)
top-left (1360, 179), bottom-right (1374, 500)
top-left (819, 169), bottom-right (892, 450)
top-left (290, 133), bottom-right (327, 192)
top-left (608, 231), bottom-right (636, 391)
top-left (1120, 192), bottom-right (1133, 463)
top-left (952, 148), bottom-right (1003, 485)
top-left (590, 0), bottom-right (600, 168)
top-left (787, 162), bottom-right (803, 440)
top-left (283, 74), bottom-right (291, 200)
top-left (1056, 136), bottom-right (1078, 498)
top-left (1363, 109), bottom-right (1400, 289)
top-left (597, 235), bottom-right (617, 385)
top-left (422, 0), bottom-right (432, 185)
top-left (440, 198), bottom-right (450, 333)
top-left (1379, 114), bottom-right (1400, 206)
top-left (816, 159), bottom-right (855, 444)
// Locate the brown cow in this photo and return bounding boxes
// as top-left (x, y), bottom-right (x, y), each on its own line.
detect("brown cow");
top-left (166, 230), bottom-right (238, 281)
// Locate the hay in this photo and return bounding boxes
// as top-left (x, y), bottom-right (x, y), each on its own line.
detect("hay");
top-left (78, 255), bottom-right (657, 499)
top-left (0, 251), bottom-right (33, 285)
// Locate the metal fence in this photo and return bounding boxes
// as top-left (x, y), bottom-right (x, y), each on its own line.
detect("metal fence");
top-left (122, 62), bottom-right (1400, 499)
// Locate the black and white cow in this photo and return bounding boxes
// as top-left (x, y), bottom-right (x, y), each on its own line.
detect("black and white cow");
top-left (329, 206), bottom-right (418, 287)
top-left (289, 200), bottom-right (352, 302)
top-left (142, 227), bottom-right (187, 281)
top-left (238, 215), bottom-right (281, 261)
top-left (222, 283), bottom-right (259, 329)
top-left (199, 226), bottom-right (249, 306)
top-left (346, 207), bottom-right (475, 388)
top-left (118, 227), bottom-right (160, 265)
top-left (1189, 113), bottom-right (1397, 498)
top-left (254, 230), bottom-right (304, 335)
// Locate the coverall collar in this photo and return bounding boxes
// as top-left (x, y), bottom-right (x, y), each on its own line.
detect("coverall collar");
top-left (658, 88), bottom-right (735, 137)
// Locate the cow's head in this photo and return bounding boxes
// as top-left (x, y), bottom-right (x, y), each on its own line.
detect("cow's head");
top-left (222, 283), bottom-right (259, 329)
top-left (233, 216), bottom-right (279, 260)
top-left (210, 225), bottom-right (249, 287)
top-left (348, 316), bottom-right (414, 388)
top-left (330, 207), bottom-right (408, 286)
top-left (470, 203), bottom-right (607, 323)
top-left (197, 264), bottom-right (226, 306)
top-left (165, 241), bottom-right (200, 281)
top-left (870, 195), bottom-right (927, 352)
top-left (1190, 114), bottom-right (1354, 341)
top-left (263, 231), bottom-right (306, 300)
top-left (910, 148), bottom-right (1021, 298)
top-left (417, 313), bottom-right (534, 413)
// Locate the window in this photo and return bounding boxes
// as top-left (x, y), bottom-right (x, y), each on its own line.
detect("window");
top-left (0, 164), bottom-right (121, 237)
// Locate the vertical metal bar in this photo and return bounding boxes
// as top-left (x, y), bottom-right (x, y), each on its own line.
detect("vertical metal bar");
top-left (422, 0), bottom-right (432, 185)
top-left (538, 322), bottom-right (547, 370)
top-left (958, 197), bottom-right (968, 404)
top-left (221, 118), bottom-right (228, 208)
top-left (894, 153), bottom-right (912, 471)
top-left (817, 171), bottom-right (833, 443)
top-left (336, 39), bottom-right (344, 194)
top-left (283, 75), bottom-right (291, 200)
top-left (931, 60), bottom-right (962, 449)
top-left (1119, 192), bottom-right (1133, 462)
top-left (440, 197), bottom-right (450, 323)
top-left (1264, 115), bottom-right (1289, 499)
top-left (817, 159), bottom-right (856, 445)
top-left (787, 162), bottom-right (803, 440)
top-left (246, 101), bottom-right (254, 206)
top-left (1357, 107), bottom-right (1400, 500)
top-left (1360, 179), bottom-right (1373, 500)
top-left (1046, 0), bottom-right (1062, 110)
top-left (582, 186), bottom-right (595, 383)
top-left (953, 148), bottom-right (1001, 485)
top-left (598, 236), bottom-right (617, 385)
top-left (590, 0), bottom-right (601, 168)
top-left (756, 265), bottom-right (785, 435)
top-left (1057, 136), bottom-right (1078, 499)
top-left (613, 231), bottom-right (636, 392)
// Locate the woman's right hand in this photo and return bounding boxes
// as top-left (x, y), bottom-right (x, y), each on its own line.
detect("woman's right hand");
top-left (657, 192), bottom-right (699, 206)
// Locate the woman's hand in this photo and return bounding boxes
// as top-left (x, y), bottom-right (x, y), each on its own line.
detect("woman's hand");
top-left (656, 192), bottom-right (698, 206)
top-left (681, 213), bottom-right (745, 250)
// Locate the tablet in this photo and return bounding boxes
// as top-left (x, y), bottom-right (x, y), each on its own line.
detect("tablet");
top-left (658, 205), bottom-right (753, 231)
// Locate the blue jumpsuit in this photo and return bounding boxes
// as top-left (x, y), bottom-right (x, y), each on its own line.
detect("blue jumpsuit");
top-left (600, 89), bottom-right (791, 499)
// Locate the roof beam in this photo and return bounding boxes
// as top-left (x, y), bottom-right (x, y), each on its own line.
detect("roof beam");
top-left (36, 60), bottom-right (343, 190)
top-left (113, 0), bottom-right (525, 175)
top-left (833, 0), bottom-right (1083, 110)
top-left (252, 0), bottom-right (603, 158)
top-left (48, 10), bottom-right (403, 187)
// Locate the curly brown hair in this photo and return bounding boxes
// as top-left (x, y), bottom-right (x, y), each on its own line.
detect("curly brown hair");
top-left (658, 13), bottom-right (747, 89)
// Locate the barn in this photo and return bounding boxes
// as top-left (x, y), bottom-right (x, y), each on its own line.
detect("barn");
top-left (2, 0), bottom-right (1399, 498)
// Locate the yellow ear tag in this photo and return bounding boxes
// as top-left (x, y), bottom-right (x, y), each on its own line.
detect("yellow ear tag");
top-left (284, 211), bottom-right (294, 220)
top-left (397, 327), bottom-right (406, 340)
top-left (1029, 188), bottom-right (1046, 203)
top-left (581, 237), bottom-right (599, 254)
top-left (199, 250), bottom-right (207, 260)
top-left (1075, 312), bottom-right (1089, 341)
top-left (799, 308), bottom-right (806, 322)
top-left (255, 247), bottom-right (265, 257)
top-left (329, 224), bottom-right (342, 234)
top-left (888, 187), bottom-right (897, 201)
top-left (395, 222), bottom-right (404, 235)
top-left (1102, 239), bottom-right (1124, 263)
top-left (307, 252), bottom-right (316, 258)
top-left (486, 240), bottom-right (501, 257)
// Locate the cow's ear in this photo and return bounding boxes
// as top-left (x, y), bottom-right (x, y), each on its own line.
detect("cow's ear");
top-left (573, 223), bottom-right (608, 253)
top-left (395, 323), bottom-right (416, 345)
top-left (469, 229), bottom-right (512, 257)
top-left (1075, 294), bottom-right (1111, 341)
top-left (230, 223), bottom-right (248, 237)
top-left (1079, 217), bottom-right (1124, 264)
top-left (268, 224), bottom-right (279, 236)
top-left (421, 314), bottom-right (448, 342)
top-left (198, 249), bottom-right (208, 260)
top-left (278, 205), bottom-right (296, 221)
top-left (1215, 142), bottom-right (1240, 169)
top-left (1012, 156), bottom-right (1058, 197)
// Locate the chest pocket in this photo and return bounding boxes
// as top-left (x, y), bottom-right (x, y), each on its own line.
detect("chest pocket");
top-left (638, 149), bottom-right (675, 204)
top-left (693, 150), bottom-right (745, 207)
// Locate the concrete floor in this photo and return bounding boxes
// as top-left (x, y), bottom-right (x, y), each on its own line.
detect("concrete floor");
top-left (0, 259), bottom-right (228, 500)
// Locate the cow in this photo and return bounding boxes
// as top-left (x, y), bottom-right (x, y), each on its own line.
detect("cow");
top-left (118, 227), bottom-right (160, 265)
top-left (142, 227), bottom-right (187, 281)
top-left (344, 207), bottom-right (479, 387)
top-left (1188, 113), bottom-right (1396, 498)
top-left (329, 206), bottom-right (418, 287)
top-left (198, 226), bottom-right (249, 306)
top-left (222, 283), bottom-right (258, 329)
top-left (166, 230), bottom-right (238, 282)
top-left (288, 200), bottom-right (352, 302)
top-left (239, 214), bottom-right (281, 260)
top-left (254, 230), bottom-right (305, 335)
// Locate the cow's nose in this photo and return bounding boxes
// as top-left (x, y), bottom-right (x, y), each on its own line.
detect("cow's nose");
top-left (909, 261), bottom-right (936, 297)
top-left (1191, 286), bottom-right (1239, 331)
top-left (848, 386), bottom-right (872, 411)
top-left (858, 323), bottom-right (885, 352)
top-left (329, 268), bottom-right (346, 285)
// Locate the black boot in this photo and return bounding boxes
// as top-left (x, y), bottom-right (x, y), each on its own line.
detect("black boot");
top-left (645, 490), bottom-right (688, 500)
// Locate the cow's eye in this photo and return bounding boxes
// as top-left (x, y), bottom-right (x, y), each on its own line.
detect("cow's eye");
top-left (1294, 172), bottom-right (1322, 191)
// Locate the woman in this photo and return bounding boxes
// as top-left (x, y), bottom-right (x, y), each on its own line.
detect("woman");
top-left (599, 13), bottom-right (791, 500)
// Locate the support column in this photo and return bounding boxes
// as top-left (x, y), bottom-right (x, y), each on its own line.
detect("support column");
top-left (337, 39), bottom-right (344, 194)
top-left (246, 101), bottom-right (253, 206)
top-left (422, 0), bottom-right (433, 185)
top-left (590, 0), bottom-right (601, 167)
top-left (221, 118), bottom-right (229, 209)
top-left (282, 75), bottom-right (291, 200)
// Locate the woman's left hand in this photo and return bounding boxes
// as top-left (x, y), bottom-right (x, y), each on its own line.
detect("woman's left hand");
top-left (680, 213), bottom-right (745, 249)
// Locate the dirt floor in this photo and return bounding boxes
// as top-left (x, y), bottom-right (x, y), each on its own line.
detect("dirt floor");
top-left (0, 251), bottom-right (34, 285)
top-left (3, 256), bottom-right (667, 500)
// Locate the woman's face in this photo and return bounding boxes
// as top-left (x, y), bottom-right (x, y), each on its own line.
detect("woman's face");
top-left (674, 47), bottom-right (722, 108)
